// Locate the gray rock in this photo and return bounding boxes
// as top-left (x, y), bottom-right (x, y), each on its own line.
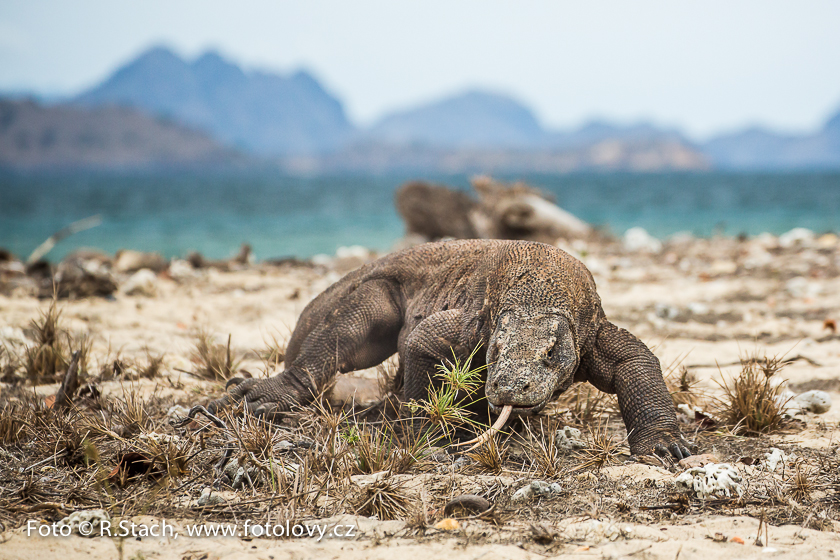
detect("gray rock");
top-left (510, 480), bottom-right (563, 504)
top-left (556, 426), bottom-right (585, 450)
top-left (56, 509), bottom-right (111, 537)
top-left (197, 487), bottom-right (226, 506)
top-left (795, 390), bottom-right (832, 414)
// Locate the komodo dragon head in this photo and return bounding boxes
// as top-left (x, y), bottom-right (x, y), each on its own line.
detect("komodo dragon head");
top-left (484, 307), bottom-right (578, 415)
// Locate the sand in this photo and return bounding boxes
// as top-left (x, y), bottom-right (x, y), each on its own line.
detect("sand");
top-left (1, 232), bottom-right (839, 559)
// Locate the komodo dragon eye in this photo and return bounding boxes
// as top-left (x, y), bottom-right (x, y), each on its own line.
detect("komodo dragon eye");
top-left (546, 347), bottom-right (555, 359)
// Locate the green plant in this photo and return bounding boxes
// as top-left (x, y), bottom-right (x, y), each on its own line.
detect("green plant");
top-left (407, 344), bottom-right (487, 437)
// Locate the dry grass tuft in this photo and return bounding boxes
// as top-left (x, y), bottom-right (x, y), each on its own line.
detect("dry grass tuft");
top-left (138, 437), bottom-right (196, 480)
top-left (557, 383), bottom-right (616, 422)
top-left (106, 392), bottom-right (154, 438)
top-left (190, 331), bottom-right (240, 382)
top-left (260, 331), bottom-right (287, 371)
top-left (137, 348), bottom-right (165, 379)
top-left (0, 403), bottom-right (30, 444)
top-left (787, 465), bottom-right (814, 503)
top-left (666, 365), bottom-right (704, 408)
top-left (522, 417), bottom-right (564, 479)
top-left (295, 402), bottom-right (354, 490)
top-left (234, 411), bottom-right (286, 461)
top-left (31, 409), bottom-right (90, 465)
top-left (354, 477), bottom-right (411, 520)
top-left (574, 420), bottom-right (623, 472)
top-left (0, 345), bottom-right (20, 383)
top-left (349, 420), bottom-right (437, 475)
top-left (719, 353), bottom-right (789, 434)
top-left (465, 432), bottom-right (506, 474)
top-left (23, 300), bottom-right (90, 384)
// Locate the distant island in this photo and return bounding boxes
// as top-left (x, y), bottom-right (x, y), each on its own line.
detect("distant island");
top-left (0, 98), bottom-right (241, 170)
top-left (1, 46), bottom-right (838, 172)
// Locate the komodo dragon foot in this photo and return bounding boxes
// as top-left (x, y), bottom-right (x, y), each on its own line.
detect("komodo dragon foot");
top-left (207, 376), bottom-right (302, 419)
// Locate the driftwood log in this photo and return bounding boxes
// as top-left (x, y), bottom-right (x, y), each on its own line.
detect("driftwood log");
top-left (395, 176), bottom-right (592, 244)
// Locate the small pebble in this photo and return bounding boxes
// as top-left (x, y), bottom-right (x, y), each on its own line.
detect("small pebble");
top-left (434, 518), bottom-right (460, 531)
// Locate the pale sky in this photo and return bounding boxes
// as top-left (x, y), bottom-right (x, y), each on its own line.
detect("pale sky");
top-left (1, 1), bottom-right (839, 140)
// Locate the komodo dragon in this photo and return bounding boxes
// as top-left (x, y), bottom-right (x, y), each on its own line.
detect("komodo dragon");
top-left (208, 239), bottom-right (691, 459)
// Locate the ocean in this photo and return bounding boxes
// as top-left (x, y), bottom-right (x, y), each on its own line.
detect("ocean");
top-left (1, 171), bottom-right (839, 262)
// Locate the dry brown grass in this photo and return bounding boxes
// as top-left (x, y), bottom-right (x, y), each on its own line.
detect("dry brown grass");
top-left (0, 403), bottom-right (30, 444)
top-left (137, 348), bottom-right (165, 379)
top-left (574, 420), bottom-right (623, 472)
top-left (557, 383), bottom-right (617, 422)
top-left (0, 345), bottom-right (20, 383)
top-left (22, 300), bottom-right (90, 385)
top-left (1, 301), bottom-right (839, 537)
top-left (133, 435), bottom-right (196, 480)
top-left (718, 352), bottom-right (789, 434)
top-left (466, 432), bottom-right (506, 475)
top-left (521, 417), bottom-right (564, 479)
top-left (354, 477), bottom-right (411, 520)
top-left (786, 465), bottom-right (814, 503)
top-left (190, 330), bottom-right (240, 382)
top-left (109, 391), bottom-right (154, 436)
top-left (350, 420), bottom-right (437, 475)
top-left (666, 366), bottom-right (704, 408)
top-left (30, 408), bottom-right (90, 466)
top-left (260, 331), bottom-right (287, 371)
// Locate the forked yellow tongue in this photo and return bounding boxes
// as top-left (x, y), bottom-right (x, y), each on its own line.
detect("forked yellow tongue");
top-left (452, 404), bottom-right (513, 452)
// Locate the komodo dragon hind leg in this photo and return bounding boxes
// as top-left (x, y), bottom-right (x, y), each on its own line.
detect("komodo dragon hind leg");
top-left (207, 279), bottom-right (404, 418)
top-left (582, 319), bottom-right (691, 459)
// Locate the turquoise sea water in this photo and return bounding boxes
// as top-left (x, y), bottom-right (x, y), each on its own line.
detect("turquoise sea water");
top-left (1, 171), bottom-right (839, 262)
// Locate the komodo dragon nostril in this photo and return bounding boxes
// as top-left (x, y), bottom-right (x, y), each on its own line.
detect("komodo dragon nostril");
top-left (522, 383), bottom-right (530, 391)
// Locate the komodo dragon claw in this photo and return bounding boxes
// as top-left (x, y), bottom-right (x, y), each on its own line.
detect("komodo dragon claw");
top-left (655, 442), bottom-right (692, 461)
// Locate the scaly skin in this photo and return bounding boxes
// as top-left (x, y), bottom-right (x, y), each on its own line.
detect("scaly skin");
top-left (209, 239), bottom-right (691, 459)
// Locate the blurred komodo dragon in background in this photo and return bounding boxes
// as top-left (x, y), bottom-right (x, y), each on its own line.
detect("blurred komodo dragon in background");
top-left (206, 239), bottom-right (691, 459)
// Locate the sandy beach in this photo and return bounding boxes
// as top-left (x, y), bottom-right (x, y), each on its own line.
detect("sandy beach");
top-left (1, 230), bottom-right (840, 560)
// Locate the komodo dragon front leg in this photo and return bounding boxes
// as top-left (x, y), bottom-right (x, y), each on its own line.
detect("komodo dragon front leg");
top-left (401, 309), bottom-right (472, 402)
top-left (579, 319), bottom-right (691, 459)
top-left (208, 279), bottom-right (404, 417)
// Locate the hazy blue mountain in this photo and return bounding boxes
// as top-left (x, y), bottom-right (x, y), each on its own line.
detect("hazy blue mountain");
top-left (545, 120), bottom-right (685, 149)
top-left (0, 97), bottom-right (241, 170)
top-left (74, 46), bottom-right (354, 155)
top-left (364, 91), bottom-right (546, 149)
top-left (703, 108), bottom-right (840, 170)
top-left (38, 43), bottom-right (840, 171)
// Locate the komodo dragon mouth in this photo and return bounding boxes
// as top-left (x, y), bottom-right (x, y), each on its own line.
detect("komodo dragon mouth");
top-left (453, 397), bottom-right (556, 452)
